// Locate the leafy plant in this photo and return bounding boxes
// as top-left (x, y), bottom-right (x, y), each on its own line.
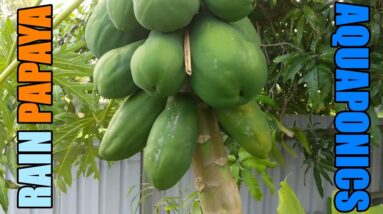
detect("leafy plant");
top-left (277, 179), bottom-right (306, 214)
top-left (252, 0), bottom-right (382, 198)
top-left (126, 183), bottom-right (202, 214)
top-left (227, 139), bottom-right (277, 201)
top-left (0, 0), bottom-right (105, 210)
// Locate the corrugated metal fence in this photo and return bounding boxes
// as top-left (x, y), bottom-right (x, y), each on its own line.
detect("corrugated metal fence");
top-left (2, 116), bottom-right (382, 214)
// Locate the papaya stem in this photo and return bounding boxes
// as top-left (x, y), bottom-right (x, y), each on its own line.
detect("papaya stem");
top-left (52, 0), bottom-right (85, 29)
top-left (6, 41), bottom-right (17, 66)
top-left (6, 0), bottom-right (43, 66)
top-left (192, 104), bottom-right (242, 214)
top-left (183, 30), bottom-right (192, 75)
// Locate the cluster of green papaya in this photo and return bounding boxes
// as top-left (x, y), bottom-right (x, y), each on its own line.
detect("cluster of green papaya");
top-left (86, 0), bottom-right (272, 190)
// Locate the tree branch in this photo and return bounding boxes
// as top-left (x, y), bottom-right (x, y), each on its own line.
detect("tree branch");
top-left (5, 0), bottom-right (43, 66)
top-left (261, 42), bottom-right (304, 52)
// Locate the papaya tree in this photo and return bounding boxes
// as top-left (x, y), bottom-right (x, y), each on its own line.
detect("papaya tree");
top-left (0, 0), bottom-right (381, 213)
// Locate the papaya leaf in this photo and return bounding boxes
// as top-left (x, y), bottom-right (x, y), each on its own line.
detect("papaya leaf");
top-left (51, 42), bottom-right (96, 110)
top-left (242, 170), bottom-right (263, 201)
top-left (238, 147), bottom-right (254, 162)
top-left (190, 200), bottom-right (203, 214)
top-left (0, 17), bottom-right (15, 62)
top-left (5, 179), bottom-right (19, 189)
top-left (5, 140), bottom-right (17, 178)
top-left (230, 162), bottom-right (241, 183)
top-left (260, 172), bottom-right (275, 194)
top-left (0, 99), bottom-right (13, 134)
top-left (77, 140), bottom-right (100, 179)
top-left (241, 158), bottom-right (267, 173)
top-left (277, 179), bottom-right (305, 214)
top-left (0, 174), bottom-right (8, 212)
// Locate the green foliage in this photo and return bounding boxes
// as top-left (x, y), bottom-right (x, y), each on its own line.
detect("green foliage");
top-left (254, 0), bottom-right (382, 116)
top-left (127, 183), bottom-right (202, 214)
top-left (0, 14), bottom-right (18, 212)
top-left (250, 0), bottom-right (382, 199)
top-left (298, 120), bottom-right (335, 198)
top-left (0, 2), bottom-right (113, 201)
top-left (277, 179), bottom-right (305, 214)
top-left (0, 167), bottom-right (8, 212)
top-left (227, 139), bottom-right (277, 201)
top-left (255, 1), bottom-right (334, 114)
top-left (50, 7), bottom-right (108, 193)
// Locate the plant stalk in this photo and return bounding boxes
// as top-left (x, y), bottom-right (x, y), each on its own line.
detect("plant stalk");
top-left (0, 0), bottom-right (85, 84)
top-left (5, 0), bottom-right (43, 66)
top-left (52, 0), bottom-right (84, 28)
top-left (6, 42), bottom-right (17, 66)
top-left (192, 104), bottom-right (242, 214)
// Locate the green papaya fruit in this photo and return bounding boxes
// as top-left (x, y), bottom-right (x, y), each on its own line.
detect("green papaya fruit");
top-left (107, 0), bottom-right (143, 32)
top-left (99, 92), bottom-right (166, 161)
top-left (204, 0), bottom-right (256, 22)
top-left (144, 95), bottom-right (198, 190)
top-left (131, 31), bottom-right (186, 97)
top-left (85, 0), bottom-right (148, 57)
top-left (190, 14), bottom-right (268, 108)
top-left (230, 17), bottom-right (261, 46)
top-left (215, 100), bottom-right (272, 159)
top-left (133, 0), bottom-right (200, 32)
top-left (94, 40), bottom-right (143, 99)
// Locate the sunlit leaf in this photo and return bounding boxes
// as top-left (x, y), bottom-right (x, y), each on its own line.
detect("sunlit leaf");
top-left (190, 200), bottom-right (203, 214)
top-left (277, 179), bottom-right (305, 214)
top-left (0, 174), bottom-right (8, 212)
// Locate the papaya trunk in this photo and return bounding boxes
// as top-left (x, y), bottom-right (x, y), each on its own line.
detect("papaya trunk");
top-left (192, 104), bottom-right (242, 214)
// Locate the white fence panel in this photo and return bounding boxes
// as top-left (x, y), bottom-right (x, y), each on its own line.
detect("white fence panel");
top-left (2, 116), bottom-right (382, 214)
